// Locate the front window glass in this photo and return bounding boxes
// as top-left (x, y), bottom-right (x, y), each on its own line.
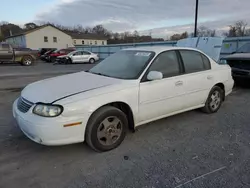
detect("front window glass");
top-left (89, 50), bottom-right (155, 79)
top-left (68, 51), bottom-right (78, 56)
top-left (148, 51), bottom-right (180, 78)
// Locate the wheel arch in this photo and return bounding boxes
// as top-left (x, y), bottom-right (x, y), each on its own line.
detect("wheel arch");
top-left (86, 101), bottom-right (135, 132)
top-left (21, 54), bottom-right (34, 61)
top-left (213, 82), bottom-right (225, 100)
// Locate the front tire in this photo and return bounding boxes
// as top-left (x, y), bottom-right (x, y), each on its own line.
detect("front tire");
top-left (22, 55), bottom-right (33, 66)
top-left (50, 57), bottom-right (56, 63)
top-left (85, 106), bottom-right (128, 152)
top-left (202, 86), bottom-right (224, 113)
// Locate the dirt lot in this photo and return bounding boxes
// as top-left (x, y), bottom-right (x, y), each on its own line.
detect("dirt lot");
top-left (0, 64), bottom-right (250, 188)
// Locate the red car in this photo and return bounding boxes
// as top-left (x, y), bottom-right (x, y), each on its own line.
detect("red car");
top-left (47, 48), bottom-right (75, 62)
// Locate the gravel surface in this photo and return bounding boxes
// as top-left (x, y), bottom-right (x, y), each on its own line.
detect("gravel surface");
top-left (0, 67), bottom-right (250, 188)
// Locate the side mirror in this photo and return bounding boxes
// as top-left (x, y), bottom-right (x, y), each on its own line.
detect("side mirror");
top-left (147, 71), bottom-right (163, 81)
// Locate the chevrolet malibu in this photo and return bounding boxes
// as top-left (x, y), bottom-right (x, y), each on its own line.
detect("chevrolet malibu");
top-left (13, 47), bottom-right (234, 152)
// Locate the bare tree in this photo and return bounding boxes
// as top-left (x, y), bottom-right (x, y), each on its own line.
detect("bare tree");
top-left (197, 26), bottom-right (216, 37)
top-left (133, 30), bottom-right (139, 37)
top-left (0, 21), bottom-right (9, 26)
top-left (245, 28), bottom-right (250, 36)
top-left (24, 22), bottom-right (38, 30)
top-left (225, 20), bottom-right (248, 37)
top-left (170, 31), bottom-right (189, 41)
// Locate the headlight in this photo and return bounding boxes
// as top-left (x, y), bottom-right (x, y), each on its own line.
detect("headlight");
top-left (33, 104), bottom-right (63, 117)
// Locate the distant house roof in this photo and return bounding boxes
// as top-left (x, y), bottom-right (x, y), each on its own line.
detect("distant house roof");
top-left (5, 24), bottom-right (108, 41)
top-left (5, 24), bottom-right (68, 39)
top-left (68, 32), bottom-right (108, 40)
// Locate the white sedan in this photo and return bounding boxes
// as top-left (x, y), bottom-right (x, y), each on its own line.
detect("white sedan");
top-left (13, 46), bottom-right (234, 152)
top-left (56, 50), bottom-right (99, 64)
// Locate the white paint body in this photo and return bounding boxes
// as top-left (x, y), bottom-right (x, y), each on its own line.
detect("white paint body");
top-left (13, 47), bottom-right (234, 146)
top-left (58, 50), bottom-right (99, 63)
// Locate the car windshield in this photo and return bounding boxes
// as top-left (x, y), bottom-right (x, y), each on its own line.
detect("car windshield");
top-left (236, 43), bottom-right (250, 53)
top-left (53, 49), bottom-right (62, 53)
top-left (67, 51), bottom-right (78, 56)
top-left (89, 50), bottom-right (155, 79)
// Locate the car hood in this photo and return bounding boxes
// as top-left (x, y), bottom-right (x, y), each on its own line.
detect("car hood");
top-left (57, 55), bottom-right (68, 58)
top-left (21, 72), bottom-right (121, 103)
top-left (223, 53), bottom-right (250, 60)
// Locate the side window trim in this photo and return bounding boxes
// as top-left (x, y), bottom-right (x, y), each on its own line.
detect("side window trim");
top-left (140, 50), bottom-right (182, 83)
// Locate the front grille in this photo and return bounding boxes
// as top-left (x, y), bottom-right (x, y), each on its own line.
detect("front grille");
top-left (17, 97), bottom-right (34, 113)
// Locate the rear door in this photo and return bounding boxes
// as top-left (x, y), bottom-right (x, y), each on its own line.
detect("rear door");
top-left (177, 50), bottom-right (214, 108)
top-left (81, 51), bottom-right (91, 62)
top-left (0, 44), bottom-right (13, 61)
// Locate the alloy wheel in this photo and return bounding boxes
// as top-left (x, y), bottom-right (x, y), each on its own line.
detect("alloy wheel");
top-left (97, 116), bottom-right (123, 146)
top-left (209, 90), bottom-right (221, 111)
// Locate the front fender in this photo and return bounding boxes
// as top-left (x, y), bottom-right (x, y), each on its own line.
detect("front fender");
top-left (57, 87), bottom-right (140, 124)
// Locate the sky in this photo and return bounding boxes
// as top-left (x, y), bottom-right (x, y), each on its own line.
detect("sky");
top-left (1, 0), bottom-right (250, 38)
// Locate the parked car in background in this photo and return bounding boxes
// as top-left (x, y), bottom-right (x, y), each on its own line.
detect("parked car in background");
top-left (56, 50), bottom-right (99, 64)
top-left (40, 49), bottom-right (57, 61)
top-left (221, 42), bottom-right (250, 82)
top-left (0, 43), bottom-right (38, 66)
top-left (38, 48), bottom-right (56, 58)
top-left (13, 46), bottom-right (234, 151)
top-left (47, 48), bottom-right (75, 63)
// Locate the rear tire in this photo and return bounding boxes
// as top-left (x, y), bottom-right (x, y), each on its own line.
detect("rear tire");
top-left (85, 106), bottom-right (128, 152)
top-left (89, 58), bottom-right (95, 64)
top-left (201, 86), bottom-right (224, 113)
top-left (22, 55), bottom-right (33, 66)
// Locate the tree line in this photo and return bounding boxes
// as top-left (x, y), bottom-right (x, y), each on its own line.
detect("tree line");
top-left (170, 21), bottom-right (250, 40)
top-left (0, 21), bottom-right (164, 44)
top-left (1, 20), bottom-right (250, 43)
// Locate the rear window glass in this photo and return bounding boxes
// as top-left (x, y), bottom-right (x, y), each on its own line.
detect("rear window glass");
top-left (180, 50), bottom-right (205, 73)
top-left (201, 54), bottom-right (211, 70)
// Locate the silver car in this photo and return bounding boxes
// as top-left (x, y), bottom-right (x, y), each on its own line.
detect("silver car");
top-left (57, 50), bottom-right (99, 64)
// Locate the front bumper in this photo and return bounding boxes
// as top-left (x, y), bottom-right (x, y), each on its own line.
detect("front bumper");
top-left (13, 99), bottom-right (87, 146)
top-left (55, 58), bottom-right (69, 64)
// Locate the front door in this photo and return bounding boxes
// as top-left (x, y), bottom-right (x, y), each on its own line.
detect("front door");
top-left (138, 50), bottom-right (186, 123)
top-left (71, 51), bottom-right (82, 63)
top-left (0, 44), bottom-right (13, 61)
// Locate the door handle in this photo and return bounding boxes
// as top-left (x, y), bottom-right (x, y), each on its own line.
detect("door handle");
top-left (207, 75), bottom-right (213, 80)
top-left (175, 81), bottom-right (183, 86)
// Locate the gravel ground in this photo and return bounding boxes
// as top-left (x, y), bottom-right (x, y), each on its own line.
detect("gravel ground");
top-left (0, 67), bottom-right (250, 188)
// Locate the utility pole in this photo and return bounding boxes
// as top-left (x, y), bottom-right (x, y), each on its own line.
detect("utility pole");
top-left (194, 0), bottom-right (199, 37)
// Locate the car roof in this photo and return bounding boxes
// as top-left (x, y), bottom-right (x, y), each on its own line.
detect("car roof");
top-left (123, 46), bottom-right (201, 54)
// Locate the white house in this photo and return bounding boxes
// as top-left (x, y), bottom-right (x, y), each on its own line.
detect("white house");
top-left (5, 24), bottom-right (108, 49)
top-left (69, 33), bottom-right (108, 46)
